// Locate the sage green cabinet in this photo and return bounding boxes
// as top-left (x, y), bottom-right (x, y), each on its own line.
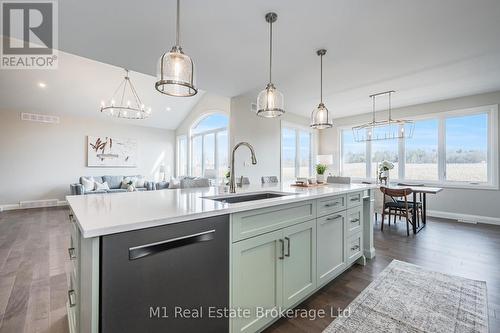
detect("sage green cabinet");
top-left (282, 220), bottom-right (316, 308)
top-left (316, 212), bottom-right (346, 286)
top-left (231, 220), bottom-right (316, 333)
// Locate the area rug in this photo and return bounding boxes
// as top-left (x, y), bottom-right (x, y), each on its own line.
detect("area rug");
top-left (323, 260), bottom-right (488, 333)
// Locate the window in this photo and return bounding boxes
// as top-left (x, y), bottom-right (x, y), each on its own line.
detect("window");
top-left (281, 124), bottom-right (315, 181)
top-left (176, 135), bottom-right (188, 176)
top-left (341, 130), bottom-right (366, 178)
top-left (339, 105), bottom-right (498, 188)
top-left (371, 127), bottom-right (399, 178)
top-left (405, 119), bottom-right (438, 181)
top-left (445, 114), bottom-right (488, 182)
top-left (189, 114), bottom-right (229, 180)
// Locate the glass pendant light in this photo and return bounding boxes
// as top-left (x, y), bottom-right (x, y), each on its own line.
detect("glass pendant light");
top-left (100, 69), bottom-right (151, 119)
top-left (310, 49), bottom-right (332, 129)
top-left (257, 12), bottom-right (285, 118)
top-left (352, 90), bottom-right (414, 142)
top-left (155, 0), bottom-right (197, 97)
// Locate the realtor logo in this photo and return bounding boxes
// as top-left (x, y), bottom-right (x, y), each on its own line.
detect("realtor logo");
top-left (1, 1), bottom-right (58, 69)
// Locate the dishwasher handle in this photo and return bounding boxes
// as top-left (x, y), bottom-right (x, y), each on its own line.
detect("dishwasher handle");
top-left (128, 229), bottom-right (216, 261)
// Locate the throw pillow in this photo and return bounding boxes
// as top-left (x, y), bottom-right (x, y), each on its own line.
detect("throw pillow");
top-left (121, 177), bottom-right (137, 189)
top-left (127, 184), bottom-right (136, 192)
top-left (168, 177), bottom-right (182, 189)
top-left (81, 177), bottom-right (95, 191)
top-left (95, 181), bottom-right (110, 191)
top-left (135, 176), bottom-right (146, 188)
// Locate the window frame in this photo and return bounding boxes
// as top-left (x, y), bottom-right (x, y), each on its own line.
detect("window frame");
top-left (280, 121), bottom-right (317, 181)
top-left (176, 135), bottom-right (188, 177)
top-left (338, 104), bottom-right (498, 189)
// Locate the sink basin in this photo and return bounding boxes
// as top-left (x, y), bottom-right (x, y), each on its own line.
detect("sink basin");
top-left (203, 192), bottom-right (294, 204)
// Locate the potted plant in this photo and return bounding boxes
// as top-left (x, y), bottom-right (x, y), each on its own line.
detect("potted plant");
top-left (378, 160), bottom-right (394, 184)
top-left (315, 163), bottom-right (328, 183)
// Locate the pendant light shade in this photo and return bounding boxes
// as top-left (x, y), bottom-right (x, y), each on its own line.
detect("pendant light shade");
top-left (311, 49), bottom-right (332, 129)
top-left (100, 69), bottom-right (151, 119)
top-left (257, 12), bottom-right (284, 117)
top-left (155, 0), bottom-right (197, 97)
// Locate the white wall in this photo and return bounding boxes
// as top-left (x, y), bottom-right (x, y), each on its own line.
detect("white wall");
top-left (0, 110), bottom-right (175, 206)
top-left (319, 91), bottom-right (500, 221)
top-left (229, 94), bottom-right (312, 184)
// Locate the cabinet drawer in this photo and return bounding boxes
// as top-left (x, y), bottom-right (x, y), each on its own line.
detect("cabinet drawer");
top-left (317, 195), bottom-right (346, 217)
top-left (347, 233), bottom-right (363, 263)
top-left (347, 192), bottom-right (363, 208)
top-left (232, 201), bottom-right (316, 242)
top-left (346, 206), bottom-right (362, 235)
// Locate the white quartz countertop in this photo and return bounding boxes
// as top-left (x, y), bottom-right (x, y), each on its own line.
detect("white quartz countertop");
top-left (67, 183), bottom-right (376, 238)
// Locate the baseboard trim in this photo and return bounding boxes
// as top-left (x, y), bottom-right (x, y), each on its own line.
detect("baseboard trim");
top-left (0, 200), bottom-right (68, 212)
top-left (427, 210), bottom-right (500, 226)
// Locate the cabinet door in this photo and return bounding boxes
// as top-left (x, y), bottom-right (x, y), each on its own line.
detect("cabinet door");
top-left (231, 230), bottom-right (284, 333)
top-left (282, 220), bottom-right (316, 308)
top-left (316, 212), bottom-right (346, 286)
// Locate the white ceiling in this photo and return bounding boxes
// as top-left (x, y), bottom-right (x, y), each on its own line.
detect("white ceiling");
top-left (56, 0), bottom-right (500, 118)
top-left (3, 0), bottom-right (500, 124)
top-left (0, 42), bottom-right (204, 130)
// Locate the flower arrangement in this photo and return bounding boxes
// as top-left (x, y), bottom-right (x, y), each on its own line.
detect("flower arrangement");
top-left (378, 160), bottom-right (394, 172)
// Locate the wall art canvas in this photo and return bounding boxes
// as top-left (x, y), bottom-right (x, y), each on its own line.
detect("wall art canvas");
top-left (87, 136), bottom-right (138, 167)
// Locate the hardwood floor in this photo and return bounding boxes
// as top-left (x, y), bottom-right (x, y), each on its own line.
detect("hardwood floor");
top-left (0, 207), bottom-right (499, 332)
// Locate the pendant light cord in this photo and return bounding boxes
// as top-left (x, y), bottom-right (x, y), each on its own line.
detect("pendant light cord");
top-left (269, 19), bottom-right (273, 84)
top-left (372, 95), bottom-right (376, 123)
top-left (388, 91), bottom-right (392, 121)
top-left (176, 0), bottom-right (180, 47)
top-left (320, 54), bottom-right (323, 103)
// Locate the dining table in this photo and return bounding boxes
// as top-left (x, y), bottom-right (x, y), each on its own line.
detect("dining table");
top-left (386, 185), bottom-right (444, 234)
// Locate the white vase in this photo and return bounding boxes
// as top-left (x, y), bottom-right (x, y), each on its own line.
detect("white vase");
top-left (317, 174), bottom-right (325, 183)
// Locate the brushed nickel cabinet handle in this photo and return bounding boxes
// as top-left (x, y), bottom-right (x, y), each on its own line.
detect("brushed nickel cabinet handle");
top-left (350, 197), bottom-right (359, 201)
top-left (68, 290), bottom-right (76, 307)
top-left (284, 237), bottom-right (290, 257)
top-left (279, 239), bottom-right (284, 260)
top-left (351, 245), bottom-right (360, 251)
top-left (327, 214), bottom-right (343, 221)
top-left (350, 218), bottom-right (360, 223)
top-left (68, 247), bottom-right (76, 260)
top-left (68, 214), bottom-right (73, 222)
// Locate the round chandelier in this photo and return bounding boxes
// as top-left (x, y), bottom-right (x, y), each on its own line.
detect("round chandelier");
top-left (155, 0), bottom-right (197, 97)
top-left (256, 12), bottom-right (285, 118)
top-left (310, 49), bottom-right (333, 129)
top-left (100, 69), bottom-right (151, 119)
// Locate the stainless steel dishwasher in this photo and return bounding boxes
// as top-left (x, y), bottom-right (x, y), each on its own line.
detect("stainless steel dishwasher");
top-left (100, 214), bottom-right (229, 333)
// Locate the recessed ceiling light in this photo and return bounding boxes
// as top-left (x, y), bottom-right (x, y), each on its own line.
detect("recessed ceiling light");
top-left (166, 107), bottom-right (171, 111)
top-left (38, 82), bottom-right (47, 88)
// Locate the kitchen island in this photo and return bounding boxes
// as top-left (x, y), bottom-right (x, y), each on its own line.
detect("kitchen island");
top-left (66, 183), bottom-right (376, 333)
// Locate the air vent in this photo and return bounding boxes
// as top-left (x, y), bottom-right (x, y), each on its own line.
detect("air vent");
top-left (250, 103), bottom-right (257, 113)
top-left (21, 112), bottom-right (60, 124)
top-left (19, 199), bottom-right (58, 209)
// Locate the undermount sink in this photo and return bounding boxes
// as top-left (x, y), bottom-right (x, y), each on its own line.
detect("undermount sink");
top-left (203, 191), bottom-right (294, 204)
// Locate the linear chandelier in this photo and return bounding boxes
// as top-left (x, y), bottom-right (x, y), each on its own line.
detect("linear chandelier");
top-left (155, 0), bottom-right (197, 97)
top-left (100, 69), bottom-right (151, 119)
top-left (352, 90), bottom-right (414, 142)
top-left (310, 49), bottom-right (332, 129)
top-left (256, 12), bottom-right (285, 118)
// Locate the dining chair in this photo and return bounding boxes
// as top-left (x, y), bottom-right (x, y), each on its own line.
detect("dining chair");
top-left (397, 183), bottom-right (424, 226)
top-left (380, 187), bottom-right (419, 236)
top-left (326, 176), bottom-right (351, 184)
top-left (261, 176), bottom-right (279, 184)
top-left (237, 176), bottom-right (250, 186)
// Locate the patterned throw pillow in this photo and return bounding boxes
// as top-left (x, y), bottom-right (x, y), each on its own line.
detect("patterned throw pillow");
top-left (121, 177), bottom-right (137, 189)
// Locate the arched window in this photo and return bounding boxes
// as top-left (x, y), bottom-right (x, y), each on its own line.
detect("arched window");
top-left (190, 114), bottom-right (229, 179)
